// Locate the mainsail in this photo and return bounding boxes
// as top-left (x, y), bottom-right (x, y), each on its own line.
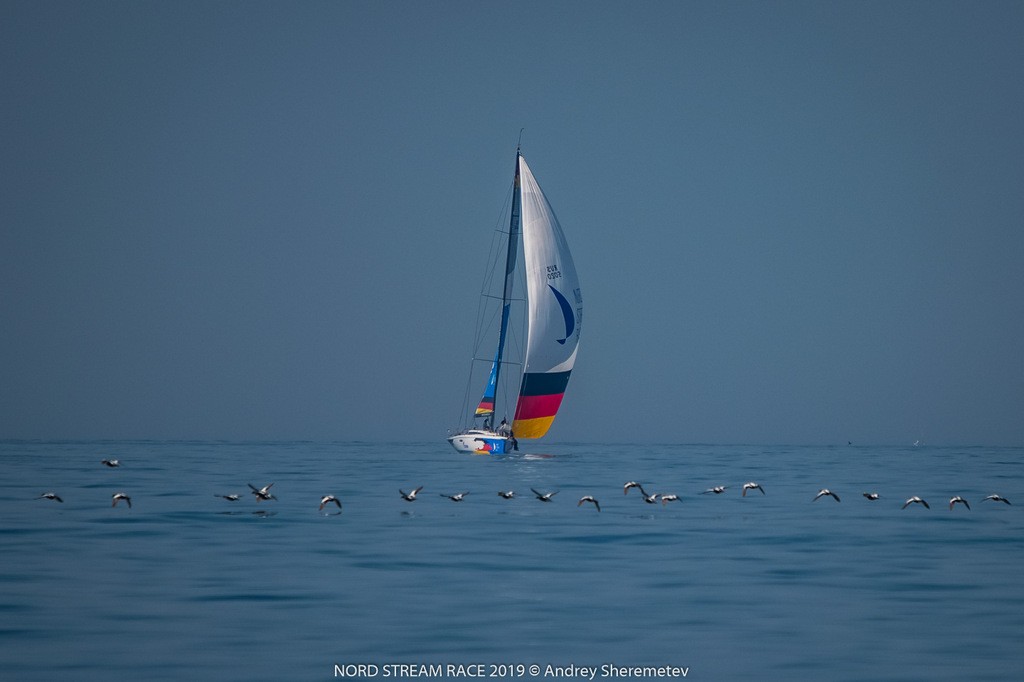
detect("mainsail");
top-left (474, 156), bottom-right (522, 420)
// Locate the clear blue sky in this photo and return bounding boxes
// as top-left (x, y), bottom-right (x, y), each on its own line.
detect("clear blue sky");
top-left (2, 1), bottom-right (1022, 445)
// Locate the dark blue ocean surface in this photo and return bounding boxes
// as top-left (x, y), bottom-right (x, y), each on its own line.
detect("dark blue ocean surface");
top-left (1, 441), bottom-right (1021, 681)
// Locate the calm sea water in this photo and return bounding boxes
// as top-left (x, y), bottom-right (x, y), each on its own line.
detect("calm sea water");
top-left (1, 441), bottom-right (1021, 681)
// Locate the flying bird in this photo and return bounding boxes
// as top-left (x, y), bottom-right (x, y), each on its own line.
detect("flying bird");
top-left (441, 492), bottom-right (469, 502)
top-left (112, 492), bottom-right (132, 508)
top-left (216, 494), bottom-right (241, 501)
top-left (862, 492), bottom-right (880, 501)
top-left (577, 496), bottom-right (600, 511)
top-left (982, 494), bottom-right (1011, 505)
top-left (949, 496), bottom-right (970, 511)
top-left (37, 492), bottom-right (63, 503)
top-left (531, 488), bottom-right (558, 502)
top-left (902, 496), bottom-right (930, 510)
top-left (625, 482), bottom-right (659, 503)
top-left (101, 459), bottom-right (120, 468)
top-left (640, 488), bottom-right (660, 504)
top-left (319, 495), bottom-right (342, 511)
top-left (497, 490), bottom-right (516, 499)
top-left (813, 489), bottom-right (841, 503)
top-left (400, 486), bottom-right (423, 501)
top-left (248, 483), bottom-right (276, 502)
top-left (742, 482), bottom-right (765, 497)
top-left (702, 486), bottom-right (727, 495)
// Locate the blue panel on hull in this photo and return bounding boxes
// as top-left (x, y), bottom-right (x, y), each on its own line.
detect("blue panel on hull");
top-left (481, 438), bottom-right (506, 455)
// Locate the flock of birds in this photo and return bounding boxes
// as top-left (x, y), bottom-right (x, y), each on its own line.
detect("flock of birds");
top-left (32, 459), bottom-right (1014, 515)
top-left (33, 460), bottom-right (347, 514)
top-left (391, 481), bottom-right (1012, 513)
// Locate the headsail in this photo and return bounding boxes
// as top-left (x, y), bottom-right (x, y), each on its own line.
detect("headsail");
top-left (512, 155), bottom-right (583, 438)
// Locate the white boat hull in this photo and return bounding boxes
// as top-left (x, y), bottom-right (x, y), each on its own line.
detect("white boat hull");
top-left (448, 430), bottom-right (514, 455)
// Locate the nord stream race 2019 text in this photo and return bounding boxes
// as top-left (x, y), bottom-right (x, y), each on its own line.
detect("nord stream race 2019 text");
top-left (334, 664), bottom-right (690, 679)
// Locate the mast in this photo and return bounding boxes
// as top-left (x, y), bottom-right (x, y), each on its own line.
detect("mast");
top-left (475, 149), bottom-right (523, 427)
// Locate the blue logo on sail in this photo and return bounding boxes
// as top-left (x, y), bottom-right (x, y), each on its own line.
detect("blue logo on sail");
top-left (549, 285), bottom-right (575, 344)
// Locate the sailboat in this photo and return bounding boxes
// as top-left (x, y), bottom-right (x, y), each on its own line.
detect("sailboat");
top-left (447, 147), bottom-right (583, 454)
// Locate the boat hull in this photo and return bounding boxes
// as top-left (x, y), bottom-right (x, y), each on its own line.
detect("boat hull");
top-left (448, 430), bottom-right (514, 455)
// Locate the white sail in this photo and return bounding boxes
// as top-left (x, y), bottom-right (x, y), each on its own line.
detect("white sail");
top-left (512, 156), bottom-right (583, 439)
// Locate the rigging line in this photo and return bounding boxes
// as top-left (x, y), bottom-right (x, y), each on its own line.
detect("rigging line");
top-left (475, 179), bottom-right (515, 299)
top-left (481, 293), bottom-right (525, 302)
